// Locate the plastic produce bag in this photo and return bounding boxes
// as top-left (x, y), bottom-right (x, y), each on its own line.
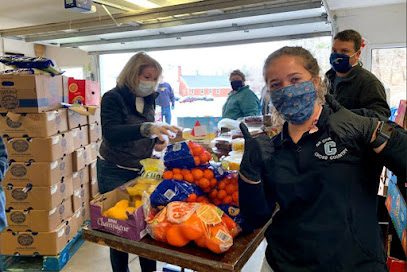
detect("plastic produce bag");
top-left (164, 141), bottom-right (212, 169)
top-left (146, 201), bottom-right (240, 253)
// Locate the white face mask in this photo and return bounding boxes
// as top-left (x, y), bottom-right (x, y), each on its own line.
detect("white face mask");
top-left (136, 80), bottom-right (156, 97)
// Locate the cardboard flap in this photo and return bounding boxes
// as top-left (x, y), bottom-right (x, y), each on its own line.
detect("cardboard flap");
top-left (6, 111), bottom-right (21, 122)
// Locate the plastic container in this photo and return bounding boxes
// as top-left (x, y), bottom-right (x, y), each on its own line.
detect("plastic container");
top-left (223, 156), bottom-right (242, 171)
top-left (231, 138), bottom-right (244, 152)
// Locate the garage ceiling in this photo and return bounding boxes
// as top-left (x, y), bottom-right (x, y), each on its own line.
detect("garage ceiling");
top-left (0, 0), bottom-right (401, 55)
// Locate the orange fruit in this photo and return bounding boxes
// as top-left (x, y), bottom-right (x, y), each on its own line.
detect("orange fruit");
top-left (184, 173), bottom-right (194, 183)
top-left (225, 184), bottom-right (236, 195)
top-left (181, 169), bottom-right (191, 176)
top-left (150, 219), bottom-right (171, 242)
top-left (203, 151), bottom-right (212, 162)
top-left (213, 198), bottom-right (222, 206)
top-left (180, 213), bottom-right (204, 240)
top-left (199, 153), bottom-right (209, 164)
top-left (196, 196), bottom-right (209, 203)
top-left (173, 173), bottom-right (184, 181)
top-left (167, 225), bottom-right (190, 247)
top-left (191, 169), bottom-right (204, 180)
top-left (198, 178), bottom-right (210, 189)
top-left (188, 141), bottom-right (197, 149)
top-left (222, 215), bottom-right (239, 238)
top-left (206, 224), bottom-right (232, 253)
top-left (192, 146), bottom-right (203, 156)
top-left (203, 187), bottom-right (211, 193)
top-left (222, 195), bottom-right (233, 205)
top-left (210, 178), bottom-right (217, 188)
top-left (194, 156), bottom-right (201, 166)
top-left (218, 180), bottom-right (226, 190)
top-left (172, 168), bottom-right (182, 174)
top-left (232, 191), bottom-right (239, 203)
top-left (209, 189), bottom-right (218, 199)
top-left (185, 193), bottom-right (197, 202)
top-left (194, 235), bottom-right (208, 248)
top-left (203, 169), bottom-right (214, 180)
top-left (217, 190), bottom-right (227, 200)
top-left (163, 170), bottom-right (173, 180)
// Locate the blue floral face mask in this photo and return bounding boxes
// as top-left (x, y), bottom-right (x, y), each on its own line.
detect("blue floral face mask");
top-left (270, 80), bottom-right (317, 125)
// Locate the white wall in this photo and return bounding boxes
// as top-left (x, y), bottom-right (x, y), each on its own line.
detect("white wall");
top-left (332, 3), bottom-right (406, 69)
top-left (0, 38), bottom-right (95, 77)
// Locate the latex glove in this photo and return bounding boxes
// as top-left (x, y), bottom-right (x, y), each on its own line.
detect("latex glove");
top-left (154, 138), bottom-right (168, 152)
top-left (171, 105), bottom-right (175, 110)
top-left (140, 122), bottom-right (181, 143)
top-left (239, 122), bottom-right (274, 183)
top-left (325, 94), bottom-right (379, 144)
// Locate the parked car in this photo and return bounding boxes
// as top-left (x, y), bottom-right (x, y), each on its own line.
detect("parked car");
top-left (203, 95), bottom-right (214, 101)
top-left (179, 96), bottom-right (197, 103)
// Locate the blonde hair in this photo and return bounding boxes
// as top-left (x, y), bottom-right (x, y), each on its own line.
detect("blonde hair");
top-left (263, 46), bottom-right (326, 103)
top-left (117, 52), bottom-right (163, 91)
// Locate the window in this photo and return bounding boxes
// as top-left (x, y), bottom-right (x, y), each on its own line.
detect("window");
top-left (190, 89), bottom-right (194, 94)
top-left (209, 89), bottom-right (212, 94)
top-left (201, 89), bottom-right (204, 94)
top-left (216, 89), bottom-right (220, 94)
top-left (371, 47), bottom-right (406, 108)
top-left (60, 67), bottom-right (84, 79)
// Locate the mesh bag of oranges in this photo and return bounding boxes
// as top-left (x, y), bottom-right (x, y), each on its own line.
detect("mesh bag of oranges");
top-left (146, 201), bottom-right (240, 253)
top-left (162, 164), bottom-right (226, 194)
top-left (164, 141), bottom-right (212, 169)
top-left (208, 172), bottom-right (239, 206)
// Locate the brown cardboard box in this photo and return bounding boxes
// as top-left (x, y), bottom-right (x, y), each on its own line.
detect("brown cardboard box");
top-left (72, 144), bottom-right (92, 172)
top-left (0, 221), bottom-right (71, 255)
top-left (62, 76), bottom-right (69, 104)
top-left (4, 176), bottom-right (74, 210)
top-left (0, 74), bottom-right (63, 113)
top-left (89, 160), bottom-right (96, 181)
top-left (5, 131), bottom-right (74, 162)
top-left (0, 108), bottom-right (68, 138)
top-left (72, 166), bottom-right (90, 190)
top-left (5, 197), bottom-right (73, 232)
top-left (71, 204), bottom-right (90, 234)
top-left (89, 177), bottom-right (99, 199)
top-left (67, 109), bottom-right (88, 130)
top-left (71, 125), bottom-right (89, 150)
top-left (88, 122), bottom-right (101, 142)
top-left (90, 140), bottom-right (101, 162)
top-left (87, 106), bottom-right (100, 125)
top-left (72, 183), bottom-right (90, 211)
top-left (3, 154), bottom-right (73, 186)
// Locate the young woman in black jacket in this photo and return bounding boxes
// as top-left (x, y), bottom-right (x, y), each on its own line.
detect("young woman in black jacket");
top-left (238, 46), bottom-right (407, 272)
top-left (97, 52), bottom-right (180, 272)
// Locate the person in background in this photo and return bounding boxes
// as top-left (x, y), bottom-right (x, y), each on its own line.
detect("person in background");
top-left (325, 29), bottom-right (390, 118)
top-left (222, 69), bottom-right (261, 120)
top-left (155, 75), bottom-right (175, 124)
top-left (98, 52), bottom-right (180, 272)
top-left (260, 85), bottom-right (271, 115)
top-left (238, 46), bottom-right (407, 272)
top-left (0, 131), bottom-right (9, 250)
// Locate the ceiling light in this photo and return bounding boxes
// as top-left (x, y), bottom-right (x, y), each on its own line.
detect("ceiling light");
top-left (124, 0), bottom-right (160, 8)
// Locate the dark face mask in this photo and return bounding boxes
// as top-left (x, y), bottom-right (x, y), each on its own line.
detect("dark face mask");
top-left (329, 51), bottom-right (358, 73)
top-left (231, 80), bottom-right (243, 91)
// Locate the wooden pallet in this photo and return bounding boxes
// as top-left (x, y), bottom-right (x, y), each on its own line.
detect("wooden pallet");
top-left (0, 230), bottom-right (84, 271)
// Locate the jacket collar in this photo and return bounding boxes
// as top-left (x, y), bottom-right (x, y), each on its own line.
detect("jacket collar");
top-left (273, 106), bottom-right (331, 147)
top-left (325, 64), bottom-right (362, 83)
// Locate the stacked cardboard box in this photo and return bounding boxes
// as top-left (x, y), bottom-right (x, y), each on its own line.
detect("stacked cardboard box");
top-left (0, 74), bottom-right (99, 256)
top-left (87, 106), bottom-right (101, 201)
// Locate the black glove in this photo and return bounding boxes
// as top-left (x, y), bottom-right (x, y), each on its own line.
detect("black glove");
top-left (239, 122), bottom-right (274, 182)
top-left (325, 94), bottom-right (379, 145)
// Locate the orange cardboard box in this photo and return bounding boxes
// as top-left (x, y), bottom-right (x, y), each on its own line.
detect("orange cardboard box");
top-left (4, 176), bottom-right (74, 210)
top-left (5, 197), bottom-right (74, 232)
top-left (0, 108), bottom-right (68, 138)
top-left (71, 125), bottom-right (89, 150)
top-left (67, 109), bottom-right (88, 130)
top-left (4, 131), bottom-right (74, 162)
top-left (0, 220), bottom-right (72, 255)
top-left (3, 154), bottom-right (73, 187)
top-left (72, 166), bottom-right (90, 190)
top-left (0, 74), bottom-right (63, 113)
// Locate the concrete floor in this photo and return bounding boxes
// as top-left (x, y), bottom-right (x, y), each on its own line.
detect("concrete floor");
top-left (59, 239), bottom-right (267, 272)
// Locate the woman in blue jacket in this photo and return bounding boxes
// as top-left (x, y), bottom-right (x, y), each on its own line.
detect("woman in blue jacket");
top-left (238, 46), bottom-right (407, 272)
top-left (222, 69), bottom-right (261, 120)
